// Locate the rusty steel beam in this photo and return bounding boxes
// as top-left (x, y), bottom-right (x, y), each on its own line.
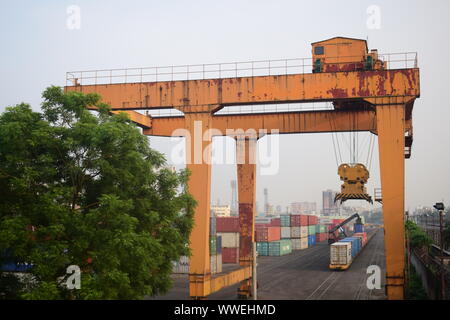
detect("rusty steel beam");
top-left (64, 69), bottom-right (420, 109)
top-left (143, 110), bottom-right (378, 137)
top-left (236, 137), bottom-right (257, 299)
top-left (110, 110), bottom-right (152, 129)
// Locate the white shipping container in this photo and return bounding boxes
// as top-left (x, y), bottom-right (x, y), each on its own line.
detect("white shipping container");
top-left (281, 227), bottom-right (291, 239)
top-left (290, 227), bottom-right (301, 238)
top-left (291, 238), bottom-right (301, 250)
top-left (290, 226), bottom-right (308, 238)
top-left (210, 255), bottom-right (217, 274)
top-left (217, 232), bottom-right (239, 248)
top-left (216, 253), bottom-right (222, 273)
top-left (300, 226), bottom-right (308, 238)
top-left (300, 237), bottom-right (308, 249)
top-left (330, 242), bottom-right (352, 265)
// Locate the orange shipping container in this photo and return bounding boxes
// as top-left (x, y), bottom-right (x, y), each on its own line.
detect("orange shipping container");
top-left (255, 226), bottom-right (281, 242)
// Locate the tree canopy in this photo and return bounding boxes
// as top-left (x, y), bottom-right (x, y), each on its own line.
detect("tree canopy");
top-left (0, 87), bottom-right (195, 299)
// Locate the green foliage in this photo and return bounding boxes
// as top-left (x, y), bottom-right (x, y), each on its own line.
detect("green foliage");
top-left (405, 265), bottom-right (428, 300)
top-left (405, 220), bottom-right (433, 249)
top-left (0, 87), bottom-right (195, 299)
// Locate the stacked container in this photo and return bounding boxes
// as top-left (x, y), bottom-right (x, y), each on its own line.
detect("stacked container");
top-left (217, 217), bottom-right (239, 264)
top-left (255, 226), bottom-right (281, 242)
top-left (315, 224), bottom-right (328, 243)
top-left (290, 215), bottom-right (309, 250)
top-left (268, 239), bottom-right (292, 256)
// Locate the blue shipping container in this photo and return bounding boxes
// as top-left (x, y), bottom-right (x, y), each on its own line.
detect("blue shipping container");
top-left (354, 224), bottom-right (364, 233)
top-left (339, 237), bottom-right (361, 258)
top-left (307, 235), bottom-right (316, 247)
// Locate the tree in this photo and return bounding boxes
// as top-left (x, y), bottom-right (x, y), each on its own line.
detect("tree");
top-left (0, 87), bottom-right (195, 299)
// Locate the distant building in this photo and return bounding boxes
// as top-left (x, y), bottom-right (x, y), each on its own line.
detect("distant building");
top-left (211, 205), bottom-right (231, 217)
top-left (291, 202), bottom-right (317, 215)
top-left (322, 189), bottom-right (340, 216)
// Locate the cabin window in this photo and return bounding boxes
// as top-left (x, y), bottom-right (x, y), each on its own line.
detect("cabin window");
top-left (314, 46), bottom-right (324, 55)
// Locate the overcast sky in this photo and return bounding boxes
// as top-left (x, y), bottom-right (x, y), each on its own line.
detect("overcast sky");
top-left (1, 0), bottom-right (449, 212)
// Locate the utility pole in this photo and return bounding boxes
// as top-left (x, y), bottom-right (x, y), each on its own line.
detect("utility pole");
top-left (252, 242), bottom-right (257, 300)
top-left (433, 202), bottom-right (446, 300)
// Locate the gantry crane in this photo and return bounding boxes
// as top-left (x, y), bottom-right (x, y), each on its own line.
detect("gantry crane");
top-left (65, 36), bottom-right (420, 300)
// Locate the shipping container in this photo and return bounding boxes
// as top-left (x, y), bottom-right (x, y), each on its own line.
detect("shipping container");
top-left (256, 242), bottom-right (269, 256)
top-left (255, 226), bottom-right (281, 242)
top-left (269, 218), bottom-right (281, 227)
top-left (281, 227), bottom-right (291, 239)
top-left (308, 225), bottom-right (316, 235)
top-left (300, 237), bottom-right (308, 249)
top-left (210, 236), bottom-right (217, 255)
top-left (222, 247), bottom-right (239, 264)
top-left (216, 253), bottom-right (222, 273)
top-left (210, 216), bottom-right (216, 235)
top-left (339, 237), bottom-right (361, 258)
top-left (280, 214), bottom-right (291, 227)
top-left (290, 214), bottom-right (308, 226)
top-left (353, 232), bottom-right (368, 246)
top-left (290, 226), bottom-right (308, 238)
top-left (216, 217), bottom-right (240, 232)
top-left (315, 232), bottom-right (328, 243)
top-left (330, 242), bottom-right (352, 266)
top-left (210, 254), bottom-right (217, 274)
top-left (268, 240), bottom-right (292, 256)
top-left (307, 234), bottom-right (316, 246)
top-left (317, 224), bottom-right (327, 233)
top-left (217, 232), bottom-right (239, 248)
top-left (307, 215), bottom-right (318, 225)
top-left (216, 235), bottom-right (222, 254)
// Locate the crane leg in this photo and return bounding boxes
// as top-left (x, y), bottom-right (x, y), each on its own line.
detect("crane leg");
top-left (376, 102), bottom-right (406, 300)
top-left (236, 136), bottom-right (257, 299)
top-left (183, 110), bottom-right (214, 299)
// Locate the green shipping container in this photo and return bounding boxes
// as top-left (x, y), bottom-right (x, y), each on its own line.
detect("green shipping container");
top-left (318, 224), bottom-right (327, 233)
top-left (308, 225), bottom-right (316, 235)
top-left (256, 242), bottom-right (269, 256)
top-left (210, 236), bottom-right (217, 255)
top-left (268, 240), bottom-right (292, 256)
top-left (280, 214), bottom-right (291, 227)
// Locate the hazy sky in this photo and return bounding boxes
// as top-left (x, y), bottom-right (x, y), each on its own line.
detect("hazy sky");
top-left (1, 0), bottom-right (449, 211)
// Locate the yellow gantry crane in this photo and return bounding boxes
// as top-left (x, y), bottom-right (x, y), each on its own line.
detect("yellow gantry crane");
top-left (65, 36), bottom-right (420, 300)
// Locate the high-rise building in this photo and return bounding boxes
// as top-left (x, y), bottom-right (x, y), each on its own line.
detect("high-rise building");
top-left (322, 189), bottom-right (340, 216)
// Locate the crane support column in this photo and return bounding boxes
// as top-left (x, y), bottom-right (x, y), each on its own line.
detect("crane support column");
top-left (236, 136), bottom-right (258, 299)
top-left (180, 106), bottom-right (216, 299)
top-left (375, 101), bottom-right (406, 300)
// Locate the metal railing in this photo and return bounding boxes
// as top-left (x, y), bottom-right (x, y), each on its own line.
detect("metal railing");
top-left (66, 52), bottom-right (418, 86)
